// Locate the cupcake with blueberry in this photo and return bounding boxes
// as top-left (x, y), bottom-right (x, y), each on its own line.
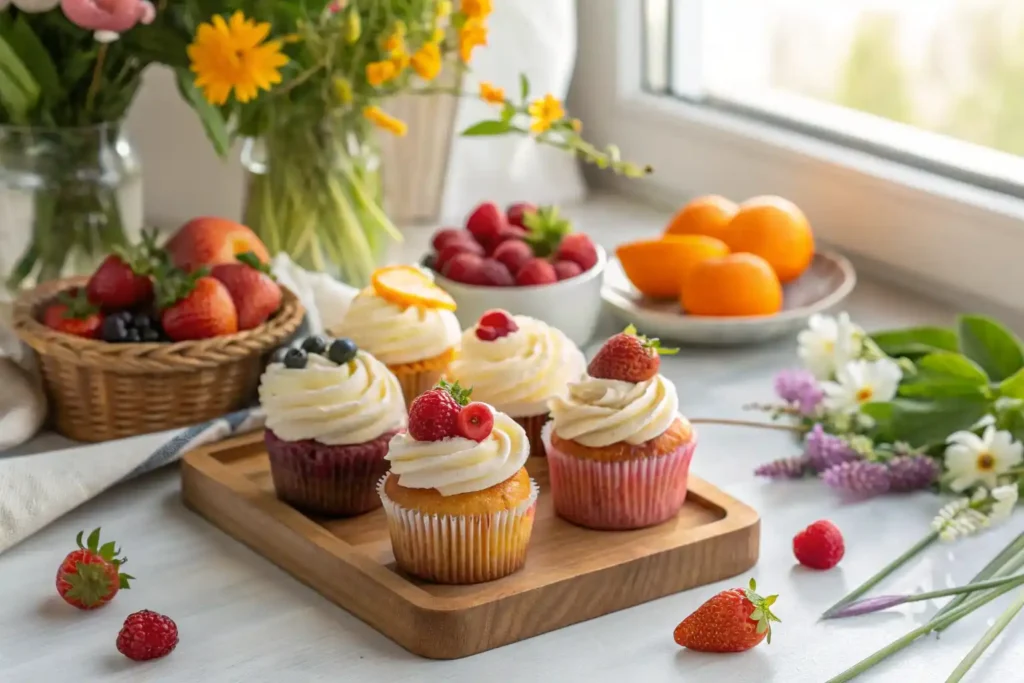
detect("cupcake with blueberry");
top-left (545, 325), bottom-right (695, 530)
top-left (260, 335), bottom-right (407, 516)
top-left (378, 380), bottom-right (538, 584)
top-left (446, 309), bottom-right (586, 457)
top-left (332, 266), bottom-right (461, 408)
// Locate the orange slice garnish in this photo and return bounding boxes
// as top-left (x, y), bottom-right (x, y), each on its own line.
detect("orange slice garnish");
top-left (371, 265), bottom-right (457, 311)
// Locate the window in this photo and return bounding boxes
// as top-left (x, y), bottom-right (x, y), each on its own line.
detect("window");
top-left (641, 0), bottom-right (1024, 197)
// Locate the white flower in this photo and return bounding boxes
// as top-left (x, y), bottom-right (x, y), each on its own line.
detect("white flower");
top-left (989, 485), bottom-right (1019, 521)
top-left (821, 358), bottom-right (902, 415)
top-left (944, 426), bottom-right (1023, 492)
top-left (2, 0), bottom-right (61, 11)
top-left (798, 313), bottom-right (864, 380)
top-left (94, 30), bottom-right (120, 43)
top-left (932, 497), bottom-right (989, 542)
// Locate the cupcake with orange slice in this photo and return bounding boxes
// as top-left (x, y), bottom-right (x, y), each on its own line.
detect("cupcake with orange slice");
top-left (446, 309), bottom-right (586, 457)
top-left (379, 380), bottom-right (538, 584)
top-left (333, 266), bottom-right (461, 406)
top-left (545, 325), bottom-right (696, 530)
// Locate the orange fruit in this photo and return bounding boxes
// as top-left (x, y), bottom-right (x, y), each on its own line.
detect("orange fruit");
top-left (681, 253), bottom-right (783, 317)
top-left (616, 235), bottom-right (729, 299)
top-left (722, 196), bottom-right (814, 283)
top-left (664, 195), bottom-right (738, 241)
top-left (371, 265), bottom-right (457, 310)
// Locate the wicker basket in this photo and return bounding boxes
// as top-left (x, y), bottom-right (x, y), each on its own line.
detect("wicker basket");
top-left (12, 277), bottom-right (304, 443)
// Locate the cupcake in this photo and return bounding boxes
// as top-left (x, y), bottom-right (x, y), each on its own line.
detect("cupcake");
top-left (446, 309), bottom-right (586, 457)
top-left (332, 266), bottom-right (461, 407)
top-left (545, 325), bottom-right (695, 530)
top-left (260, 335), bottom-right (407, 516)
top-left (378, 380), bottom-right (538, 584)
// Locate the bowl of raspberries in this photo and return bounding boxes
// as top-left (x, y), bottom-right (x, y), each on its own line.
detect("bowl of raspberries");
top-left (423, 202), bottom-right (606, 346)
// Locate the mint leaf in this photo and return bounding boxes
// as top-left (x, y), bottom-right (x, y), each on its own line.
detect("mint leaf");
top-left (886, 397), bottom-right (991, 448)
top-left (959, 315), bottom-right (1024, 382)
top-left (871, 326), bottom-right (958, 359)
top-left (899, 352), bottom-right (989, 399)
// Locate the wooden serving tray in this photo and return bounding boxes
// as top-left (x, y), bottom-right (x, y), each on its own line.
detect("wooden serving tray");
top-left (181, 432), bottom-right (760, 659)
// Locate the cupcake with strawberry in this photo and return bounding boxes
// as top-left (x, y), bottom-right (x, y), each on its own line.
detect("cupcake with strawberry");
top-left (446, 309), bottom-right (586, 457)
top-left (332, 266), bottom-right (461, 407)
top-left (260, 335), bottom-right (407, 516)
top-left (545, 325), bottom-right (695, 530)
top-left (379, 380), bottom-right (538, 584)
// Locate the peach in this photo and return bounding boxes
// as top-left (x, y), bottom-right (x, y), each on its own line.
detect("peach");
top-left (166, 217), bottom-right (270, 271)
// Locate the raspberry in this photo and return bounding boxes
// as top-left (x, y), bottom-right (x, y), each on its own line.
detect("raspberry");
top-left (793, 520), bottom-right (845, 570)
top-left (457, 402), bottom-right (494, 441)
top-left (515, 258), bottom-right (558, 286)
top-left (408, 380), bottom-right (471, 441)
top-left (553, 260), bottom-right (583, 281)
top-left (441, 252), bottom-right (486, 284)
top-left (116, 610), bottom-right (178, 661)
top-left (492, 240), bottom-right (533, 275)
top-left (476, 309), bottom-right (518, 341)
top-left (555, 233), bottom-right (598, 271)
top-left (477, 258), bottom-right (514, 286)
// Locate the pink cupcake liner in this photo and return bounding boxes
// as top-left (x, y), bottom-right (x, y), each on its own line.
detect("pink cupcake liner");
top-left (513, 413), bottom-right (550, 458)
top-left (542, 421), bottom-right (697, 530)
top-left (266, 428), bottom-right (400, 517)
top-left (377, 474), bottom-right (540, 584)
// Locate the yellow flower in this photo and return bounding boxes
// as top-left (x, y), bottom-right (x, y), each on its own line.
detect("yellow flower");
top-left (333, 77), bottom-right (353, 104)
top-left (411, 42), bottom-right (442, 81)
top-left (479, 81), bottom-right (505, 105)
top-left (571, 118), bottom-right (582, 133)
top-left (382, 32), bottom-right (405, 56)
top-left (461, 0), bottom-right (492, 19)
top-left (391, 51), bottom-right (410, 72)
top-left (528, 94), bottom-right (566, 133)
top-left (431, 26), bottom-right (445, 43)
top-left (366, 59), bottom-right (397, 86)
top-left (436, 0), bottom-right (452, 19)
top-left (187, 11), bottom-right (289, 106)
top-left (344, 8), bottom-right (361, 43)
top-left (363, 106), bottom-right (407, 136)
top-left (458, 18), bottom-right (487, 63)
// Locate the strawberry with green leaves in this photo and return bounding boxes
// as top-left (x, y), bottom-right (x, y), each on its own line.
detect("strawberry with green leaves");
top-left (587, 324), bottom-right (679, 382)
top-left (674, 578), bottom-right (781, 652)
top-left (55, 528), bottom-right (134, 610)
top-left (211, 251), bottom-right (282, 330)
top-left (156, 267), bottom-right (239, 341)
top-left (42, 288), bottom-right (105, 339)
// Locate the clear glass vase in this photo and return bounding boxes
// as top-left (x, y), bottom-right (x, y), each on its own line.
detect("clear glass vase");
top-left (241, 118), bottom-right (401, 287)
top-left (0, 122), bottom-right (143, 297)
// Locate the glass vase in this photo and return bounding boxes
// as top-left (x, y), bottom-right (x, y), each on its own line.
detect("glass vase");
top-left (0, 122), bottom-right (143, 297)
top-left (241, 118), bottom-right (402, 287)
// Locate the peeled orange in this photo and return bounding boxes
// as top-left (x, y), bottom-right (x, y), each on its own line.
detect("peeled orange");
top-left (616, 235), bottom-right (729, 299)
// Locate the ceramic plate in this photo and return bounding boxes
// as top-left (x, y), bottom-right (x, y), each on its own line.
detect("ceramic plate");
top-left (601, 251), bottom-right (856, 346)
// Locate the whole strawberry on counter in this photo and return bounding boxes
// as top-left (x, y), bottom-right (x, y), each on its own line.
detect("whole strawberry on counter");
top-left (674, 578), bottom-right (781, 652)
top-left (85, 231), bottom-right (164, 310)
top-left (156, 268), bottom-right (239, 342)
top-left (55, 527), bottom-right (133, 610)
top-left (211, 251), bottom-right (283, 330)
top-left (42, 288), bottom-right (105, 339)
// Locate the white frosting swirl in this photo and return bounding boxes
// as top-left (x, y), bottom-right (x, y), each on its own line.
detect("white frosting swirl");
top-left (386, 408), bottom-right (529, 496)
top-left (548, 374), bottom-right (679, 448)
top-left (259, 351), bottom-right (407, 445)
top-left (447, 316), bottom-right (586, 417)
top-left (333, 288), bottom-right (461, 365)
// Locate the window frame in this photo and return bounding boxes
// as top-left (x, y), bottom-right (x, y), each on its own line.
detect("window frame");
top-left (570, 0), bottom-right (1024, 317)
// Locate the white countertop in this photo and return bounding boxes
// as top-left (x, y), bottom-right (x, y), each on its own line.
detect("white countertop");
top-left (2, 196), bottom-right (1022, 683)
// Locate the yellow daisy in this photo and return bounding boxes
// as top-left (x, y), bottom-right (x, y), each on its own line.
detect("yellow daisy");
top-left (459, 18), bottom-right (487, 63)
top-left (363, 106), bottom-right (408, 136)
top-left (436, 0), bottom-right (452, 19)
top-left (461, 0), bottom-right (492, 19)
top-left (479, 81), bottom-right (505, 105)
top-left (188, 11), bottom-right (289, 106)
top-left (411, 43), bottom-right (442, 81)
top-left (528, 94), bottom-right (565, 133)
top-left (366, 59), bottom-right (397, 87)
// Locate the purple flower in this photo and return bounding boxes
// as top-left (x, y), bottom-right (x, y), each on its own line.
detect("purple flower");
top-left (887, 455), bottom-right (940, 492)
top-left (754, 456), bottom-right (810, 479)
top-left (804, 424), bottom-right (860, 472)
top-left (774, 368), bottom-right (824, 415)
top-left (822, 460), bottom-right (891, 497)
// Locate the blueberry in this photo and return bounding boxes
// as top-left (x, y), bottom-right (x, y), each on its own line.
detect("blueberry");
top-left (283, 348), bottom-right (308, 369)
top-left (125, 328), bottom-right (141, 343)
top-left (142, 329), bottom-right (160, 342)
top-left (101, 316), bottom-right (128, 343)
top-left (420, 253), bottom-right (437, 271)
top-left (269, 347), bottom-right (290, 364)
top-left (327, 338), bottom-right (358, 364)
top-left (133, 313), bottom-right (152, 330)
top-left (301, 335), bottom-right (329, 355)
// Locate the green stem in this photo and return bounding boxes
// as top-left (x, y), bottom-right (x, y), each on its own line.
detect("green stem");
top-left (934, 533), bottom-right (1024, 621)
top-left (935, 544), bottom-right (1024, 633)
top-left (85, 44), bottom-right (109, 116)
top-left (822, 531), bottom-right (939, 618)
top-left (945, 588), bottom-right (1024, 683)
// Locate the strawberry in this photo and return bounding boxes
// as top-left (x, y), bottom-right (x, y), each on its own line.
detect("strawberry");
top-left (85, 231), bottom-right (164, 309)
top-left (506, 201), bottom-right (538, 228)
top-left (441, 252), bottom-right (486, 285)
top-left (553, 260), bottom-right (583, 281)
top-left (116, 610), bottom-right (179, 661)
top-left (477, 258), bottom-right (514, 286)
top-left (486, 225), bottom-right (529, 255)
top-left (515, 258), bottom-right (558, 286)
top-left (674, 579), bottom-right (780, 653)
top-left (210, 251), bottom-right (282, 330)
top-left (408, 379), bottom-right (471, 441)
top-left (555, 232), bottom-right (599, 272)
top-left (587, 324), bottom-right (678, 382)
top-left (42, 289), bottom-right (105, 339)
top-left (457, 402), bottom-right (494, 441)
top-left (466, 202), bottom-right (507, 248)
top-left (793, 520), bottom-right (845, 570)
top-left (492, 240), bottom-right (534, 276)
top-left (431, 227), bottom-right (472, 253)
top-left (477, 309), bottom-right (519, 339)
top-left (436, 241), bottom-right (485, 273)
top-left (55, 527), bottom-right (133, 610)
top-left (157, 269), bottom-right (238, 341)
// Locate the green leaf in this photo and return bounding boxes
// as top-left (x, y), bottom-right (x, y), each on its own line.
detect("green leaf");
top-left (899, 352), bottom-right (990, 398)
top-left (175, 68), bottom-right (231, 157)
top-left (85, 528), bottom-right (101, 551)
top-left (0, 37), bottom-right (38, 122)
top-left (885, 397), bottom-right (991, 448)
top-left (500, 102), bottom-right (516, 124)
top-left (460, 120), bottom-right (512, 136)
top-left (6, 18), bottom-right (60, 102)
top-left (750, 609), bottom-right (764, 621)
top-left (959, 315), bottom-right (1024, 382)
top-left (756, 620), bottom-right (768, 634)
top-left (519, 73), bottom-right (529, 101)
top-left (98, 541), bottom-right (116, 561)
top-left (1000, 368), bottom-right (1024, 399)
top-left (871, 326), bottom-right (959, 359)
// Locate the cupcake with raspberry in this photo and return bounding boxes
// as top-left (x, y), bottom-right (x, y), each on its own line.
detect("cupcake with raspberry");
top-left (378, 380), bottom-right (538, 584)
top-left (260, 335), bottom-right (407, 516)
top-left (446, 309), bottom-right (585, 457)
top-left (545, 325), bottom-right (695, 530)
top-left (332, 266), bottom-right (461, 407)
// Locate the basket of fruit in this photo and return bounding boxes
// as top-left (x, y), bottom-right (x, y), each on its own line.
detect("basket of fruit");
top-left (12, 220), bottom-right (305, 443)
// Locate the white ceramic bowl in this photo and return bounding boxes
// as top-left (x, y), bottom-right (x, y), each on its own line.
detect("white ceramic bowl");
top-left (433, 246), bottom-right (607, 347)
top-left (601, 250), bottom-right (856, 346)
